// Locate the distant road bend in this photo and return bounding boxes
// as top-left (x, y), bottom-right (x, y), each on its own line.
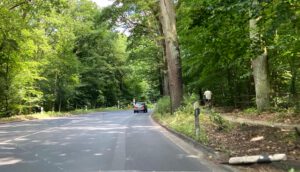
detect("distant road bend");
top-left (0, 110), bottom-right (231, 172)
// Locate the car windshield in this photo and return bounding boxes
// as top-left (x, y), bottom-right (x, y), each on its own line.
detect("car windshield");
top-left (136, 102), bottom-right (145, 105)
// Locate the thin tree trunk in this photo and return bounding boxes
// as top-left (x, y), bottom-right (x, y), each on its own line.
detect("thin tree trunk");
top-left (250, 0), bottom-right (270, 112)
top-left (4, 62), bottom-right (9, 116)
top-left (161, 39), bottom-right (170, 96)
top-left (54, 71), bottom-right (58, 111)
top-left (158, 68), bottom-right (164, 96)
top-left (227, 68), bottom-right (235, 107)
top-left (159, 0), bottom-right (183, 112)
top-left (290, 56), bottom-right (297, 95)
top-left (59, 96), bottom-right (62, 112)
top-left (289, 56), bottom-right (298, 108)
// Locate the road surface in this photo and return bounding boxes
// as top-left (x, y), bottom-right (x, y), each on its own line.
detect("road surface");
top-left (0, 110), bottom-right (231, 172)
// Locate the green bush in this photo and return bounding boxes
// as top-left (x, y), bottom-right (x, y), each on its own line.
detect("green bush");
top-left (155, 96), bottom-right (171, 115)
top-left (209, 112), bottom-right (232, 131)
top-left (243, 107), bottom-right (257, 114)
top-left (182, 93), bottom-right (198, 106)
top-left (288, 168), bottom-right (295, 172)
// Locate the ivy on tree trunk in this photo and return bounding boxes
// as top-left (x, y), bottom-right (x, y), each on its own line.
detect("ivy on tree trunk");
top-left (250, 0), bottom-right (270, 112)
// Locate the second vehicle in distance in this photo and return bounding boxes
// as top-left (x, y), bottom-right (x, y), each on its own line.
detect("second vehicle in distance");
top-left (133, 102), bottom-right (148, 113)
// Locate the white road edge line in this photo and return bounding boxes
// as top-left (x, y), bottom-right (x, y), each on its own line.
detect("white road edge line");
top-left (148, 114), bottom-right (236, 172)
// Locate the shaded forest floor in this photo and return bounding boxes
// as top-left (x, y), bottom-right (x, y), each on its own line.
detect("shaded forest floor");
top-left (153, 107), bottom-right (300, 172)
top-left (215, 107), bottom-right (300, 125)
top-left (205, 108), bottom-right (300, 171)
top-left (205, 123), bottom-right (300, 161)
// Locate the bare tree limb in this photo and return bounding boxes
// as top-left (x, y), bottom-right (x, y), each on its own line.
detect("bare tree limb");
top-left (9, 0), bottom-right (32, 10)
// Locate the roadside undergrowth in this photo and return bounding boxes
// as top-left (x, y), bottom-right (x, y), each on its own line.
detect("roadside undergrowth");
top-left (153, 96), bottom-right (231, 145)
top-left (154, 96), bottom-right (300, 171)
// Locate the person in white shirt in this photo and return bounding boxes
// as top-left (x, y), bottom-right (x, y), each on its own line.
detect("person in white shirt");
top-left (203, 89), bottom-right (212, 107)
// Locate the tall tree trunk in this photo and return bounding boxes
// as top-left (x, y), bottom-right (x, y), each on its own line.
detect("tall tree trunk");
top-left (153, 5), bottom-right (170, 96)
top-left (250, 1), bottom-right (270, 112)
top-left (159, 0), bottom-right (183, 112)
top-left (251, 47), bottom-right (270, 112)
top-left (4, 62), bottom-right (10, 116)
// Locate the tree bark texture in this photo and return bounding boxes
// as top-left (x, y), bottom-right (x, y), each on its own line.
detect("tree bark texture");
top-left (250, 0), bottom-right (270, 112)
top-left (252, 48), bottom-right (270, 112)
top-left (157, 14), bottom-right (170, 96)
top-left (159, 0), bottom-right (183, 112)
top-left (152, 3), bottom-right (170, 96)
top-left (161, 34), bottom-right (170, 96)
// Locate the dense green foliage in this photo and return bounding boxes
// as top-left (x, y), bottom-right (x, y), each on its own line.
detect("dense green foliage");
top-left (106, 0), bottom-right (299, 111)
top-left (0, 0), bottom-right (144, 117)
top-left (155, 96), bottom-right (171, 115)
top-left (1, 0), bottom-right (299, 117)
top-left (177, 0), bottom-right (300, 109)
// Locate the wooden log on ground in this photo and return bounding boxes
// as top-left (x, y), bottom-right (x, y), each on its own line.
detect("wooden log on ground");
top-left (229, 154), bottom-right (287, 165)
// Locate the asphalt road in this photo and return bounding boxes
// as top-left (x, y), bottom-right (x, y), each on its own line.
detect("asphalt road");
top-left (0, 110), bottom-right (231, 172)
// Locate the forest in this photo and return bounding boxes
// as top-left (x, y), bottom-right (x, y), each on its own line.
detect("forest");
top-left (0, 0), bottom-right (299, 117)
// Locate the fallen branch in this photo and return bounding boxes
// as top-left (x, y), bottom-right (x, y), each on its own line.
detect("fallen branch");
top-left (250, 136), bottom-right (264, 142)
top-left (229, 154), bottom-right (287, 165)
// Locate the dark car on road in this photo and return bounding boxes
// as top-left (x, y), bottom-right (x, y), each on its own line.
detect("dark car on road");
top-left (133, 102), bottom-right (148, 113)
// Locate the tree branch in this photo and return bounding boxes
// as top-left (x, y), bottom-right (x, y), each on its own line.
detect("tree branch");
top-left (9, 0), bottom-right (32, 10)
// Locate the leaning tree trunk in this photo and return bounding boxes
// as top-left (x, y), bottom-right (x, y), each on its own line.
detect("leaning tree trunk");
top-left (159, 0), bottom-right (183, 112)
top-left (151, 3), bottom-right (170, 96)
top-left (250, 0), bottom-right (270, 112)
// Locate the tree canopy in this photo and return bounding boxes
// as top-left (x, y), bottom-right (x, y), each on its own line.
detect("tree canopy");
top-left (0, 0), bottom-right (299, 117)
top-left (0, 0), bottom-right (140, 116)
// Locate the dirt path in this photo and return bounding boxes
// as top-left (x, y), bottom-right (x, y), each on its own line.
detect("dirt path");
top-left (199, 108), bottom-right (300, 171)
top-left (221, 115), bottom-right (300, 130)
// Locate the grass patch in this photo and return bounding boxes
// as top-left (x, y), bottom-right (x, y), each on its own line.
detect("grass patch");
top-left (153, 96), bottom-right (211, 144)
top-left (243, 107), bottom-right (258, 114)
top-left (154, 111), bottom-right (209, 144)
top-left (153, 96), bottom-right (235, 145)
top-left (0, 107), bottom-right (122, 123)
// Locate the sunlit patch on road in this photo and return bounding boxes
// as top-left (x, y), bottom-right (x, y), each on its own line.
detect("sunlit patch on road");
top-left (0, 111), bottom-right (224, 171)
top-left (0, 146), bottom-right (16, 150)
top-left (0, 157), bottom-right (22, 166)
top-left (94, 153), bottom-right (103, 156)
